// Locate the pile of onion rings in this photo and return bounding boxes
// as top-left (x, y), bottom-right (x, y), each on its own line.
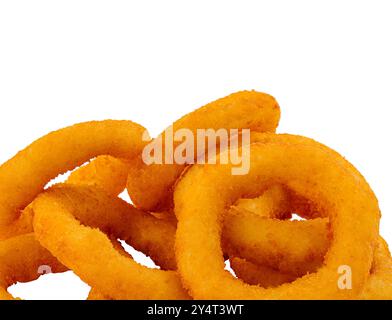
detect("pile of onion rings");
top-left (0, 90), bottom-right (390, 300)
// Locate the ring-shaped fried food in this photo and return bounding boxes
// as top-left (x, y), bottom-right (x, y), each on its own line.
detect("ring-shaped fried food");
top-left (0, 232), bottom-right (136, 300)
top-left (174, 136), bottom-right (380, 299)
top-left (223, 214), bottom-right (329, 276)
top-left (0, 234), bottom-right (67, 300)
top-left (0, 120), bottom-right (147, 239)
top-left (359, 238), bottom-right (392, 299)
top-left (230, 257), bottom-right (297, 288)
top-left (32, 185), bottom-right (189, 300)
top-left (231, 236), bottom-right (392, 300)
top-left (232, 184), bottom-right (291, 220)
top-left (67, 155), bottom-right (131, 197)
top-left (127, 90), bottom-right (281, 211)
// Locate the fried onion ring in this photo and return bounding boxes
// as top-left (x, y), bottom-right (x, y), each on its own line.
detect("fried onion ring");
top-left (32, 185), bottom-right (189, 300)
top-left (0, 120), bottom-right (147, 239)
top-left (127, 90), bottom-right (281, 211)
top-left (231, 236), bottom-right (392, 300)
top-left (230, 257), bottom-right (297, 288)
top-left (233, 184), bottom-right (291, 220)
top-left (223, 214), bottom-right (329, 276)
top-left (174, 136), bottom-right (380, 299)
top-left (67, 155), bottom-right (131, 197)
top-left (359, 238), bottom-right (392, 299)
top-left (0, 234), bottom-right (67, 300)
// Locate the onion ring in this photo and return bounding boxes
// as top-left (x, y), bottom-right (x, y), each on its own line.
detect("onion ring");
top-left (0, 234), bottom-right (67, 300)
top-left (67, 155), bottom-right (131, 197)
top-left (0, 232), bottom-right (134, 300)
top-left (127, 90), bottom-right (281, 211)
top-left (32, 185), bottom-right (189, 300)
top-left (231, 236), bottom-right (392, 300)
top-left (0, 120), bottom-right (147, 239)
top-left (359, 238), bottom-right (392, 299)
top-left (174, 136), bottom-right (380, 299)
top-left (230, 257), bottom-right (297, 288)
top-left (223, 214), bottom-right (329, 276)
top-left (233, 184), bottom-right (291, 220)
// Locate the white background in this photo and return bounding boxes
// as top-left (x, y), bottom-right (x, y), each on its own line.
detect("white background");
top-left (0, 1), bottom-right (391, 299)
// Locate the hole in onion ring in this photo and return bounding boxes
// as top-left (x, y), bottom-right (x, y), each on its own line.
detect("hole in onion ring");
top-left (118, 240), bottom-right (160, 270)
top-left (224, 259), bottom-right (237, 278)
